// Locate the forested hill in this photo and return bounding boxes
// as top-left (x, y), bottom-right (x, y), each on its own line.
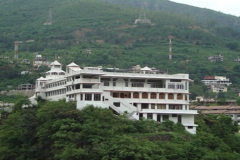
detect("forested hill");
top-left (101, 0), bottom-right (240, 31)
top-left (1, 0), bottom-right (240, 97)
top-left (0, 100), bottom-right (240, 159)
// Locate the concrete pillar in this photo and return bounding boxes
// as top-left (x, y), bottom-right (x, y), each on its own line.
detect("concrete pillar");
top-left (83, 94), bottom-right (85, 101)
top-left (143, 113), bottom-right (147, 119)
top-left (153, 114), bottom-right (157, 121)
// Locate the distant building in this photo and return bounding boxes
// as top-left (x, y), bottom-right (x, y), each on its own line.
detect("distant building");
top-left (208, 54), bottom-right (223, 62)
top-left (33, 54), bottom-right (51, 67)
top-left (190, 96), bottom-right (236, 106)
top-left (17, 84), bottom-right (35, 90)
top-left (21, 59), bottom-right (30, 64)
top-left (85, 50), bottom-right (92, 54)
top-left (210, 84), bottom-right (227, 93)
top-left (130, 65), bottom-right (165, 74)
top-left (202, 76), bottom-right (232, 86)
top-left (194, 106), bottom-right (240, 124)
top-left (84, 66), bottom-right (102, 71)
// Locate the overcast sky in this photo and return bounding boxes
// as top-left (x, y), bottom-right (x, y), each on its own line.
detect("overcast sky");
top-left (170, 0), bottom-right (240, 17)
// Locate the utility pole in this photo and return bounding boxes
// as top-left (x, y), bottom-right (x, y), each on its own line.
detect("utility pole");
top-left (14, 41), bottom-right (18, 60)
top-left (169, 36), bottom-right (173, 61)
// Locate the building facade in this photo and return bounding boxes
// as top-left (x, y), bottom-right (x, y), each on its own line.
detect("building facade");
top-left (30, 60), bottom-right (198, 134)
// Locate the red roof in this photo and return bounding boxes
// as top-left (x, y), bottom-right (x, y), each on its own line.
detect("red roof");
top-left (204, 76), bottom-right (215, 80)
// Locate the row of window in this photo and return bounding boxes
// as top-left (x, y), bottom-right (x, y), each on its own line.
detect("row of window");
top-left (168, 83), bottom-right (185, 89)
top-left (80, 94), bottom-right (101, 101)
top-left (46, 89), bottom-right (66, 97)
top-left (140, 113), bottom-right (182, 123)
top-left (103, 82), bottom-right (185, 89)
top-left (46, 81), bottom-right (66, 88)
top-left (46, 72), bottom-right (65, 76)
top-left (140, 104), bottom-right (186, 110)
top-left (122, 92), bottom-right (188, 100)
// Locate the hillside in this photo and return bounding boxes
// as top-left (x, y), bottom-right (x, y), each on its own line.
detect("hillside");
top-left (101, 0), bottom-right (240, 31)
top-left (0, 0), bottom-right (240, 99)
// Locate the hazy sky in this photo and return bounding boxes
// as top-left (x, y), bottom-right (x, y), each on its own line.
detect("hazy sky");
top-left (170, 0), bottom-right (240, 16)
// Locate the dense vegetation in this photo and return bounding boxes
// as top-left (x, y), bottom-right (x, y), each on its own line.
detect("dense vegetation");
top-left (0, 99), bottom-right (240, 159)
top-left (1, 0), bottom-right (240, 100)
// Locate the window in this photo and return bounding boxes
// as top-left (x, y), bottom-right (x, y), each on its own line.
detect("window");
top-left (113, 92), bottom-right (119, 98)
top-left (168, 93), bottom-right (174, 100)
top-left (185, 95), bottom-right (188, 101)
top-left (85, 94), bottom-right (92, 101)
top-left (113, 82), bottom-right (116, 86)
top-left (142, 92), bottom-right (148, 99)
top-left (151, 93), bottom-right (156, 99)
top-left (147, 113), bottom-right (153, 119)
top-left (170, 79), bottom-right (181, 82)
top-left (157, 104), bottom-right (166, 109)
top-left (177, 94), bottom-right (183, 100)
top-left (176, 84), bottom-right (184, 89)
top-left (163, 115), bottom-right (169, 121)
top-left (141, 103), bottom-right (148, 109)
top-left (132, 82), bottom-right (144, 87)
top-left (159, 93), bottom-right (165, 99)
top-left (133, 92), bottom-right (139, 98)
top-left (94, 94), bottom-right (101, 101)
top-left (104, 81), bottom-right (109, 86)
top-left (151, 104), bottom-right (155, 109)
top-left (169, 105), bottom-right (182, 110)
top-left (168, 83), bottom-right (175, 89)
top-left (125, 81), bottom-right (128, 87)
top-left (157, 114), bottom-right (161, 122)
top-left (172, 114), bottom-right (177, 117)
top-left (83, 85), bottom-right (92, 88)
top-left (188, 126), bottom-right (193, 129)
top-left (113, 102), bottom-right (120, 107)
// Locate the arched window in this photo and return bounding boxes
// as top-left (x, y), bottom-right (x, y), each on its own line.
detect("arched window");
top-left (168, 93), bottom-right (174, 100)
top-left (159, 93), bottom-right (165, 99)
top-left (151, 93), bottom-right (156, 99)
top-left (133, 92), bottom-right (139, 98)
top-left (142, 92), bottom-right (148, 99)
top-left (177, 94), bottom-right (183, 100)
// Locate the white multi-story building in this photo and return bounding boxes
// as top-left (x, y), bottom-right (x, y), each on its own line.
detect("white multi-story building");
top-left (30, 60), bottom-right (198, 134)
top-left (201, 76), bottom-right (232, 86)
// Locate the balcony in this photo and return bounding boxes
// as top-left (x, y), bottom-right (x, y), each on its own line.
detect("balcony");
top-left (74, 78), bottom-right (100, 84)
top-left (101, 86), bottom-right (188, 93)
top-left (139, 109), bottom-right (198, 115)
top-left (66, 88), bottom-right (102, 95)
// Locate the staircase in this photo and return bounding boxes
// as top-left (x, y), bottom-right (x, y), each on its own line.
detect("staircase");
top-left (102, 92), bottom-right (137, 119)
